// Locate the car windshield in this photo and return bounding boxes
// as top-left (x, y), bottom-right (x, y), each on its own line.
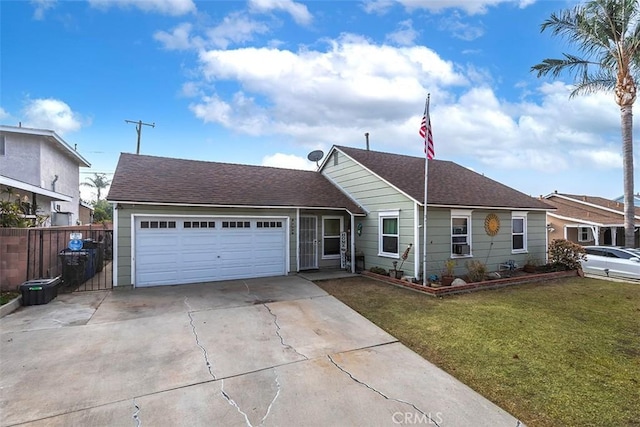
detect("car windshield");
top-left (625, 248), bottom-right (640, 257)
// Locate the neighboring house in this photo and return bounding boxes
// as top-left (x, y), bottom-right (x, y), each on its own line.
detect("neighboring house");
top-left (543, 192), bottom-right (640, 248)
top-left (0, 125), bottom-right (91, 226)
top-left (108, 146), bottom-right (553, 288)
top-left (613, 194), bottom-right (640, 207)
top-left (78, 200), bottom-right (94, 225)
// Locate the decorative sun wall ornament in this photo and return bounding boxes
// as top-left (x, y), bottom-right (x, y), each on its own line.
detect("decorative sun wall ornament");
top-left (484, 213), bottom-right (500, 236)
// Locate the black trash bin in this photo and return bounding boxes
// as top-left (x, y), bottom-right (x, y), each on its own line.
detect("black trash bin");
top-left (82, 239), bottom-right (99, 277)
top-left (84, 238), bottom-right (104, 273)
top-left (59, 249), bottom-right (89, 288)
top-left (20, 277), bottom-right (62, 306)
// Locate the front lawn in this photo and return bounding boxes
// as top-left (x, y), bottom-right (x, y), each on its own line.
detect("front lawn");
top-left (315, 276), bottom-right (639, 427)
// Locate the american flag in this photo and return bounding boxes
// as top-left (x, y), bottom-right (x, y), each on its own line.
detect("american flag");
top-left (419, 107), bottom-right (435, 160)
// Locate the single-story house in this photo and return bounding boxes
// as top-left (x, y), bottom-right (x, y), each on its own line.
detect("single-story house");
top-left (107, 146), bottom-right (554, 288)
top-left (543, 192), bottom-right (640, 247)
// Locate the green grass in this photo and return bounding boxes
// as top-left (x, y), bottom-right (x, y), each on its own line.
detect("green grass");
top-left (315, 276), bottom-right (640, 427)
top-left (0, 291), bottom-right (20, 305)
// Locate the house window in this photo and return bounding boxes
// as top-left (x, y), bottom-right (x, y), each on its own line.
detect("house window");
top-left (379, 211), bottom-right (399, 257)
top-left (451, 210), bottom-right (472, 256)
top-left (0, 135), bottom-right (5, 156)
top-left (578, 227), bottom-right (593, 242)
top-left (322, 217), bottom-right (342, 258)
top-left (512, 212), bottom-right (528, 253)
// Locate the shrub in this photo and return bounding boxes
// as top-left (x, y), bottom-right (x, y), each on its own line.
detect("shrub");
top-left (548, 239), bottom-right (586, 270)
top-left (369, 266), bottom-right (387, 275)
top-left (466, 260), bottom-right (487, 282)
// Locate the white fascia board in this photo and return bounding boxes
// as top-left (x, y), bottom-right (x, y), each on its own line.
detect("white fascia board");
top-left (0, 175), bottom-right (73, 202)
top-left (107, 200), bottom-right (367, 217)
top-left (547, 212), bottom-right (604, 227)
top-left (545, 193), bottom-right (636, 219)
top-left (0, 125), bottom-right (91, 167)
top-left (427, 203), bottom-right (552, 212)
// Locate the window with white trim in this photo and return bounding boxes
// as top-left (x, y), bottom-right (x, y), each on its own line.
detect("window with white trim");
top-left (451, 210), bottom-right (472, 256)
top-left (379, 211), bottom-right (399, 257)
top-left (512, 212), bottom-right (528, 252)
top-left (322, 216), bottom-right (342, 258)
top-left (578, 227), bottom-right (593, 242)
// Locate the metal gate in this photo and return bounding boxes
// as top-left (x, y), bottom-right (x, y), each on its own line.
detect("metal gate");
top-left (26, 227), bottom-right (113, 292)
top-left (299, 216), bottom-right (318, 270)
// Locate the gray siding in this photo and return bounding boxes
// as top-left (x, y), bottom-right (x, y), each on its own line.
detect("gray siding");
top-left (323, 150), bottom-right (418, 276)
top-left (115, 204), bottom-right (349, 286)
top-left (422, 209), bottom-right (548, 278)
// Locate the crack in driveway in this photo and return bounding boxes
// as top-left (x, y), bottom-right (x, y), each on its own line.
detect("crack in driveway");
top-left (327, 354), bottom-right (441, 427)
top-left (184, 297), bottom-right (216, 380)
top-left (132, 398), bottom-right (141, 427)
top-left (263, 303), bottom-right (309, 360)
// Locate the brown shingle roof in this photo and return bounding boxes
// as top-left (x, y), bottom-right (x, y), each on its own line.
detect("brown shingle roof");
top-left (545, 193), bottom-right (640, 224)
top-left (335, 146), bottom-right (552, 210)
top-left (107, 153), bottom-right (365, 214)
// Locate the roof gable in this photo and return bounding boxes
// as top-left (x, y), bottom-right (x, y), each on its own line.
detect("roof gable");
top-left (544, 193), bottom-right (640, 224)
top-left (107, 153), bottom-right (365, 214)
top-left (329, 145), bottom-right (552, 210)
top-left (0, 125), bottom-right (91, 167)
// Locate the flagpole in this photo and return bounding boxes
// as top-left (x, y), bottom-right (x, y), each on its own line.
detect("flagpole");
top-left (422, 94), bottom-right (430, 286)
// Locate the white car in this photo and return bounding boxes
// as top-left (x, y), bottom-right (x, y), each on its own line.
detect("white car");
top-left (582, 246), bottom-right (640, 280)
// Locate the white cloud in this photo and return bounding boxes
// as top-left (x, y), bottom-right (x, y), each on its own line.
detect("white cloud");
top-left (154, 23), bottom-right (202, 51)
top-left (385, 20), bottom-right (419, 46)
top-left (31, 0), bottom-right (56, 20)
top-left (21, 98), bottom-right (83, 134)
top-left (206, 12), bottom-right (271, 49)
top-left (438, 12), bottom-right (485, 41)
top-left (88, 0), bottom-right (196, 16)
top-left (395, 0), bottom-right (520, 15)
top-left (248, 0), bottom-right (313, 25)
top-left (261, 153), bottom-right (316, 170)
top-left (0, 107), bottom-right (10, 121)
top-left (183, 30), bottom-right (631, 177)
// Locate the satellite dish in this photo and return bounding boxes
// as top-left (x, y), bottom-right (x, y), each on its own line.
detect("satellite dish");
top-left (307, 150), bottom-right (324, 167)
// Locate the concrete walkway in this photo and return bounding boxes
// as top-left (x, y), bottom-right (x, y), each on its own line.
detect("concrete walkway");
top-left (0, 275), bottom-right (523, 426)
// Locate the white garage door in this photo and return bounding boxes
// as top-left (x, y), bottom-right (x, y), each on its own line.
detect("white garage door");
top-left (134, 217), bottom-right (287, 287)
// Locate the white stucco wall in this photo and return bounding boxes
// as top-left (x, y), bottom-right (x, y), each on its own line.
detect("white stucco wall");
top-left (0, 133), bottom-right (41, 185)
top-left (0, 129), bottom-right (85, 225)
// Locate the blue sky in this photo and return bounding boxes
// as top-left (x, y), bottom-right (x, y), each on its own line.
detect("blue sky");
top-left (1, 0), bottom-right (635, 201)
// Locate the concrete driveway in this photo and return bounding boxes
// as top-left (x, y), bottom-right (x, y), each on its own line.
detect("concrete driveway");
top-left (0, 275), bottom-right (522, 426)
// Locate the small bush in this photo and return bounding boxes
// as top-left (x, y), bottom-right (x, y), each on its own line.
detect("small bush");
top-left (548, 239), bottom-right (586, 270)
top-left (466, 260), bottom-right (488, 282)
top-left (369, 266), bottom-right (387, 275)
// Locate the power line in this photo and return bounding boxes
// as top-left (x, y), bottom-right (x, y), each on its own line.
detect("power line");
top-left (125, 119), bottom-right (155, 154)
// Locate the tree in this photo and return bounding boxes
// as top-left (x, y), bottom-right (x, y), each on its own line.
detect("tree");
top-left (82, 173), bottom-right (111, 201)
top-left (92, 199), bottom-right (113, 223)
top-left (532, 0), bottom-right (639, 248)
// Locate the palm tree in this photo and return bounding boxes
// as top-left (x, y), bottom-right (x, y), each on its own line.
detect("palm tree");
top-left (82, 173), bottom-right (111, 201)
top-left (532, 0), bottom-right (639, 248)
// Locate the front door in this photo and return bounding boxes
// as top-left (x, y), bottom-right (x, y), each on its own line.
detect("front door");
top-left (299, 216), bottom-right (318, 269)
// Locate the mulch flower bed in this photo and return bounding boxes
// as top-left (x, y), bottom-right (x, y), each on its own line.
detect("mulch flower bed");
top-left (361, 269), bottom-right (580, 296)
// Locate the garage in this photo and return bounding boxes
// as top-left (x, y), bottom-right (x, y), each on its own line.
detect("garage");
top-left (134, 216), bottom-right (287, 287)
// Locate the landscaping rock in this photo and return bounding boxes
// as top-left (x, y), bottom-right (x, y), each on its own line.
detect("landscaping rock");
top-left (452, 278), bottom-right (467, 286)
top-left (487, 272), bottom-right (501, 280)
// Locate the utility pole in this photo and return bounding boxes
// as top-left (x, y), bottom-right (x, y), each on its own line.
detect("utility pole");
top-left (125, 119), bottom-right (155, 154)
